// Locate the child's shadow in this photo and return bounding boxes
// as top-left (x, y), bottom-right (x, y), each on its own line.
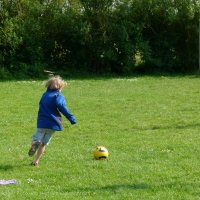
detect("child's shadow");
top-left (0, 162), bottom-right (30, 171)
top-left (0, 165), bottom-right (14, 171)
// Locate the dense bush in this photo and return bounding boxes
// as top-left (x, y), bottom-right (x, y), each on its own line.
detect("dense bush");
top-left (0, 0), bottom-right (199, 78)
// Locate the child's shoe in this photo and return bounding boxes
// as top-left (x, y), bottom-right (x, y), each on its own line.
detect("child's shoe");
top-left (28, 142), bottom-right (41, 157)
top-left (30, 162), bottom-right (39, 166)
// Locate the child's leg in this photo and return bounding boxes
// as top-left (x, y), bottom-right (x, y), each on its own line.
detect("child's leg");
top-left (32, 143), bottom-right (46, 165)
top-left (28, 141), bottom-right (41, 157)
top-left (28, 129), bottom-right (44, 157)
top-left (31, 129), bottom-right (55, 166)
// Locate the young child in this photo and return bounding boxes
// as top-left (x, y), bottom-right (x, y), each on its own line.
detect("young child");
top-left (28, 75), bottom-right (76, 166)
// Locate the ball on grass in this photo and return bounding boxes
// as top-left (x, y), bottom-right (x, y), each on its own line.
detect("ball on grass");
top-left (93, 146), bottom-right (109, 160)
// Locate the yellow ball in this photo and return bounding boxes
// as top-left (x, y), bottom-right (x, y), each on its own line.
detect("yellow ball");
top-left (93, 146), bottom-right (109, 160)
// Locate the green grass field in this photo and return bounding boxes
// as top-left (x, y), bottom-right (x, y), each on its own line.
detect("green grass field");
top-left (0, 76), bottom-right (200, 200)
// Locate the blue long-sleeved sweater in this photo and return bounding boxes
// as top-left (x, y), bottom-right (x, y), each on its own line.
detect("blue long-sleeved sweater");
top-left (37, 88), bottom-right (76, 131)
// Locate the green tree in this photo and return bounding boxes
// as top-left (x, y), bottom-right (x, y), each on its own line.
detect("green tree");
top-left (0, 0), bottom-right (199, 78)
top-left (0, 0), bottom-right (22, 77)
top-left (79, 0), bottom-right (137, 74)
top-left (129, 0), bottom-right (199, 73)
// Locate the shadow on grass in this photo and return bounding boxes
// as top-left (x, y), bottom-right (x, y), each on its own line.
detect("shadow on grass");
top-left (101, 183), bottom-right (150, 191)
top-left (1, 72), bottom-right (199, 82)
top-left (0, 165), bottom-right (14, 171)
top-left (0, 162), bottom-right (30, 171)
top-left (64, 183), bottom-right (150, 193)
top-left (136, 123), bottom-right (200, 131)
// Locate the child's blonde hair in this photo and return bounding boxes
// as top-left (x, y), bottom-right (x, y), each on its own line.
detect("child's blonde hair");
top-left (45, 75), bottom-right (66, 90)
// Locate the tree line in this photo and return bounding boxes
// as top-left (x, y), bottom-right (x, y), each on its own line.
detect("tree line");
top-left (0, 0), bottom-right (199, 78)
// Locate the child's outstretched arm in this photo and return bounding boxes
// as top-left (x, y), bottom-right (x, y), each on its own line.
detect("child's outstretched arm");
top-left (56, 94), bottom-right (76, 125)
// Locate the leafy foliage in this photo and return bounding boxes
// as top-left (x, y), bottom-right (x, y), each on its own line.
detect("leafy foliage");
top-left (0, 0), bottom-right (199, 77)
